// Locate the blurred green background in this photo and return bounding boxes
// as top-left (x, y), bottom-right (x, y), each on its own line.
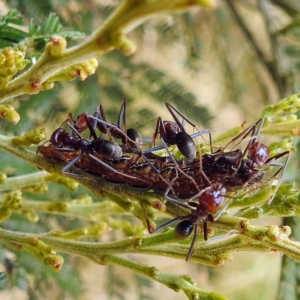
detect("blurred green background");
top-left (0, 0), bottom-right (300, 299)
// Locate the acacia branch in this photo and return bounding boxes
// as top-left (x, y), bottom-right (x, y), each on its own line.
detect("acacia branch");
top-left (0, 0), bottom-right (215, 102)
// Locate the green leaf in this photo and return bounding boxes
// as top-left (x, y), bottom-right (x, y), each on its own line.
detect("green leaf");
top-left (1, 9), bottom-right (24, 26)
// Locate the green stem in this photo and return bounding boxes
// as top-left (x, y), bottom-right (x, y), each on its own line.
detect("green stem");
top-left (0, 171), bottom-right (48, 191)
top-left (102, 254), bottom-right (229, 300)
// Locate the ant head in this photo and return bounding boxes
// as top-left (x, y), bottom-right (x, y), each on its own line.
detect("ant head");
top-left (248, 141), bottom-right (270, 168)
top-left (198, 186), bottom-right (226, 214)
top-left (74, 112), bottom-right (89, 132)
top-left (161, 121), bottom-right (180, 145)
top-left (50, 128), bottom-right (66, 147)
top-left (175, 219), bottom-right (193, 238)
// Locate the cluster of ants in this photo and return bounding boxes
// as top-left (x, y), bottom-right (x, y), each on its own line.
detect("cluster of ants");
top-left (38, 98), bottom-right (289, 260)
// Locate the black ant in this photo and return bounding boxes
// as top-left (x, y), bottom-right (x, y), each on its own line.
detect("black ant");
top-left (49, 115), bottom-right (143, 181)
top-left (151, 102), bottom-right (211, 159)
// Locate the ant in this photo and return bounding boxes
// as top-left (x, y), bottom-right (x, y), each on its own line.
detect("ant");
top-left (48, 114), bottom-right (144, 182)
top-left (145, 180), bottom-right (227, 261)
top-left (149, 102), bottom-right (211, 160)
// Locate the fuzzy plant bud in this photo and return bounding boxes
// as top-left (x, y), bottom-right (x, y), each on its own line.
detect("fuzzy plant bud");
top-left (44, 254), bottom-right (64, 272)
top-left (49, 35), bottom-right (67, 57)
top-left (4, 190), bottom-right (22, 210)
top-left (41, 81), bottom-right (55, 90)
top-left (263, 94), bottom-right (300, 117)
top-left (23, 183), bottom-right (48, 194)
top-left (45, 59), bottom-right (98, 84)
top-left (0, 104), bottom-right (20, 124)
top-left (58, 223), bottom-right (111, 240)
top-left (73, 195), bottom-right (93, 204)
top-left (21, 210), bottom-right (39, 223)
top-left (48, 202), bottom-right (70, 213)
top-left (114, 35), bottom-right (136, 55)
top-left (11, 129), bottom-right (46, 146)
top-left (0, 46), bottom-right (29, 87)
top-left (45, 174), bottom-right (78, 191)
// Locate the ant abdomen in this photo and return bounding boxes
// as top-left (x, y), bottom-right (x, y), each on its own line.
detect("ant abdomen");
top-left (175, 220), bottom-right (193, 238)
top-left (175, 132), bottom-right (196, 160)
top-left (92, 140), bottom-right (122, 160)
top-left (122, 128), bottom-right (143, 150)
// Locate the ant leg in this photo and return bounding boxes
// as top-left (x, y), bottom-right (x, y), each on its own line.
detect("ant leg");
top-left (142, 200), bottom-right (189, 234)
top-left (140, 153), bottom-right (176, 195)
top-left (152, 117), bottom-right (165, 147)
top-left (213, 199), bottom-right (231, 220)
top-left (87, 153), bottom-right (147, 183)
top-left (158, 138), bottom-right (202, 199)
top-left (219, 118), bottom-right (263, 156)
top-left (84, 114), bottom-right (98, 140)
top-left (230, 118), bottom-right (265, 154)
top-left (88, 115), bottom-right (140, 147)
top-left (58, 112), bottom-right (75, 129)
top-left (187, 186), bottom-right (214, 203)
top-left (66, 122), bottom-right (82, 139)
top-left (166, 102), bottom-right (202, 133)
top-left (94, 104), bottom-right (110, 135)
top-left (61, 155), bottom-right (82, 178)
top-left (148, 215), bottom-right (187, 234)
top-left (51, 148), bottom-right (83, 177)
top-left (203, 221), bottom-right (208, 241)
top-left (186, 225), bottom-right (199, 261)
top-left (117, 98), bottom-right (127, 134)
top-left (266, 151), bottom-right (290, 204)
top-left (165, 194), bottom-right (193, 209)
top-left (241, 118), bottom-right (265, 159)
top-left (243, 151), bottom-right (289, 205)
